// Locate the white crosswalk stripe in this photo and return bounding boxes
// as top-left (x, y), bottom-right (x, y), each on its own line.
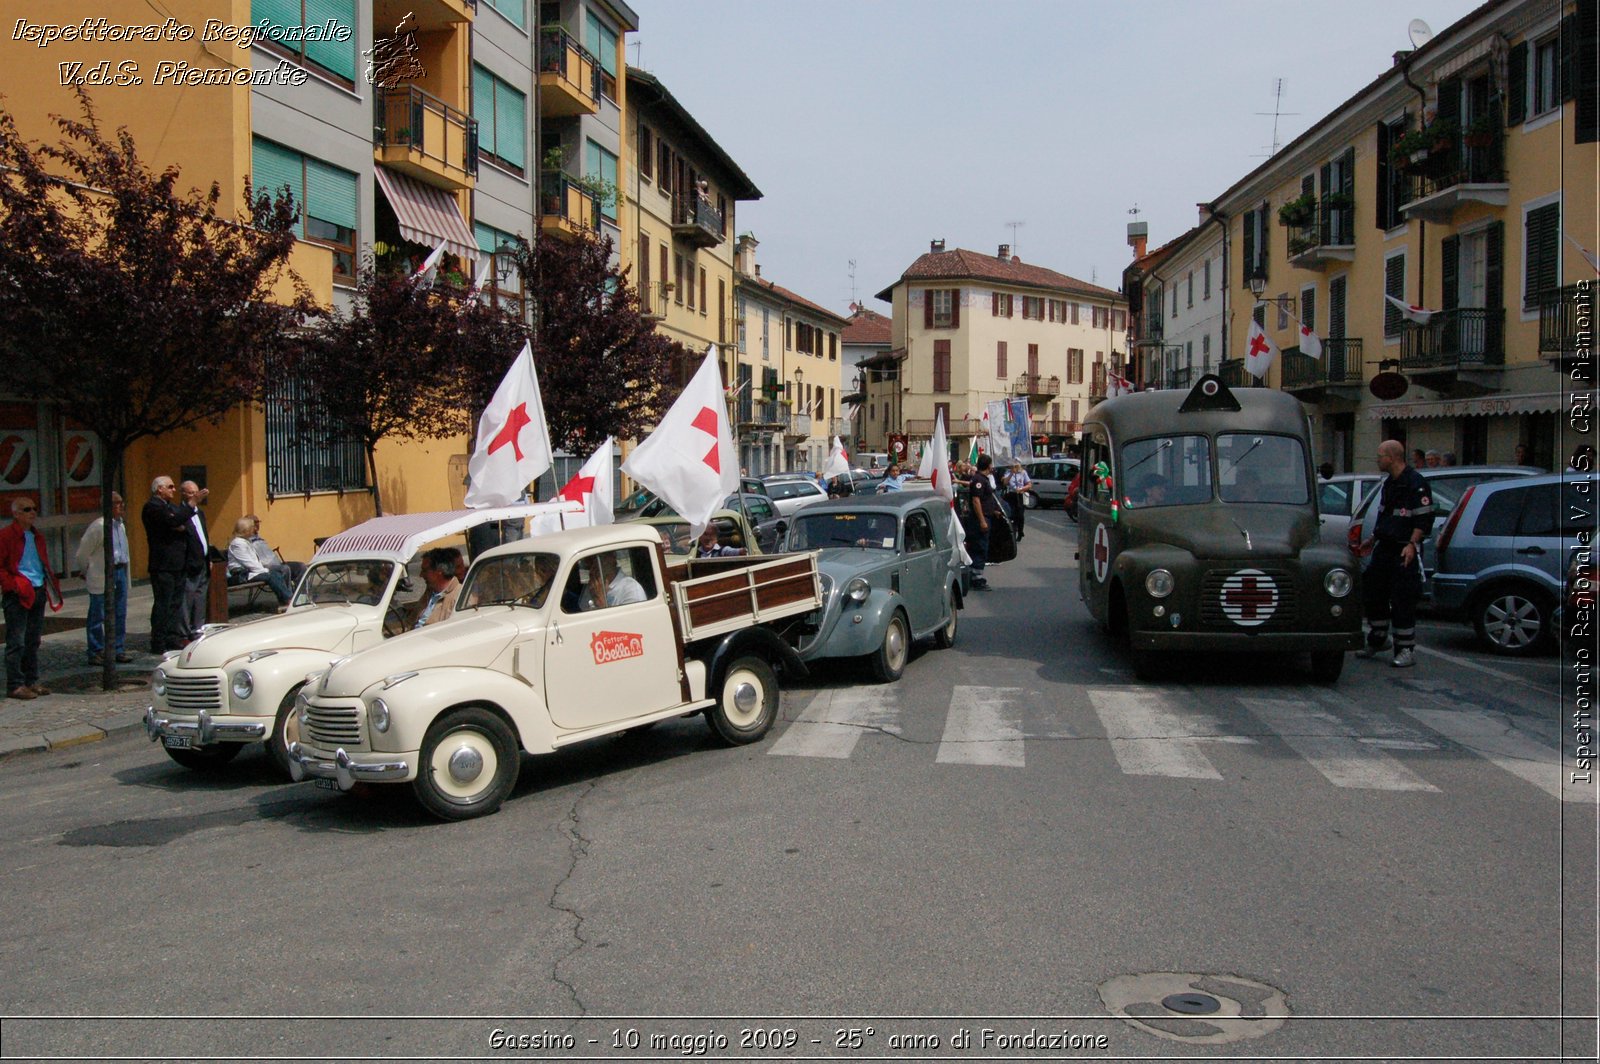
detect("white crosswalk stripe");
top-left (937, 686), bottom-right (1026, 767)
top-left (1240, 697), bottom-right (1439, 791)
top-left (1395, 705), bottom-right (1583, 803)
top-left (769, 687), bottom-right (901, 759)
top-left (1087, 687), bottom-right (1222, 780)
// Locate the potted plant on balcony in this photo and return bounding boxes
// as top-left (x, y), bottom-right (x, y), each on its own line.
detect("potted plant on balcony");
top-left (1288, 234), bottom-right (1317, 256)
top-left (1463, 113), bottom-right (1497, 149)
top-left (1277, 192), bottom-right (1316, 228)
top-left (1325, 191), bottom-right (1354, 211)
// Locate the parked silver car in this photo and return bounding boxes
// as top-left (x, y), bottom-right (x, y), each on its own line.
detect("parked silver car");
top-left (1431, 471), bottom-right (1597, 655)
top-left (1021, 458), bottom-right (1080, 509)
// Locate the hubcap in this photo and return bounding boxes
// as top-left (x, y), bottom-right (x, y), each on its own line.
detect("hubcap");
top-left (448, 744), bottom-right (484, 784)
top-left (887, 621), bottom-right (906, 668)
top-left (733, 682), bottom-right (758, 713)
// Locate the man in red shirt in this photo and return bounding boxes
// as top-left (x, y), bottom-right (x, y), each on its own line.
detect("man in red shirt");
top-left (1, 497), bottom-right (62, 699)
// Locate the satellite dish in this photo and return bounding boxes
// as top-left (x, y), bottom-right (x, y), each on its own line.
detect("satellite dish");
top-left (1408, 18), bottom-right (1434, 49)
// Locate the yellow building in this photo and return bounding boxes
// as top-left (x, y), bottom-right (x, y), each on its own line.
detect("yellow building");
top-left (1, 0), bottom-right (637, 574)
top-left (1210, 0), bottom-right (1596, 470)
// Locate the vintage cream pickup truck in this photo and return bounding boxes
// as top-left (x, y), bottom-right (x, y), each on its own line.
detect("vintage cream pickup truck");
top-left (143, 503), bottom-right (580, 777)
top-left (287, 523), bottom-right (823, 820)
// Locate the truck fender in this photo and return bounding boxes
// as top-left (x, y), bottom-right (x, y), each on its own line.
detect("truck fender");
top-left (368, 667), bottom-right (560, 754)
top-left (698, 626), bottom-right (807, 688)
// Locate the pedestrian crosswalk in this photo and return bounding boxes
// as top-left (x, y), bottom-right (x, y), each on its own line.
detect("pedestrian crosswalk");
top-left (770, 682), bottom-right (1588, 803)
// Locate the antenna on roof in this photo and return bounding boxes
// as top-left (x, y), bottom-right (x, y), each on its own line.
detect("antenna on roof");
top-left (630, 39), bottom-right (642, 69)
top-left (848, 259), bottom-right (857, 305)
top-left (1407, 18), bottom-right (1433, 49)
top-left (1005, 220), bottom-right (1024, 258)
top-left (1253, 78), bottom-right (1300, 157)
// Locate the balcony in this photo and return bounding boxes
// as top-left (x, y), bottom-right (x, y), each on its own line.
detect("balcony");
top-left (1088, 367), bottom-right (1108, 402)
top-left (905, 418), bottom-right (982, 437)
top-left (639, 282), bottom-right (668, 321)
top-left (1164, 366), bottom-right (1193, 391)
top-left (1281, 338), bottom-right (1364, 399)
top-left (537, 27), bottom-right (600, 117)
top-left (373, 85), bottom-right (478, 190)
top-left (376, 0), bottom-right (473, 33)
top-left (1286, 194), bottom-right (1356, 269)
top-left (539, 171), bottom-right (599, 240)
top-left (785, 414), bottom-right (812, 440)
top-left (738, 401), bottom-right (787, 430)
top-left (1035, 418), bottom-right (1078, 436)
top-left (1538, 285), bottom-right (1589, 374)
top-left (1218, 359), bottom-right (1247, 389)
top-left (1012, 373), bottom-right (1061, 399)
top-left (1400, 307), bottom-right (1504, 395)
top-left (1400, 125), bottom-right (1509, 223)
top-left (671, 193), bottom-right (725, 248)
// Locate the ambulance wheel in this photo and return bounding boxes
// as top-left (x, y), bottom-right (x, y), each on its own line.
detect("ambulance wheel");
top-left (165, 743), bottom-right (243, 771)
top-left (707, 656), bottom-right (778, 745)
top-left (412, 707), bottom-right (520, 821)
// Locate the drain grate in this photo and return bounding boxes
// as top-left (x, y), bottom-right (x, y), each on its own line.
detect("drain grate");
top-left (1100, 972), bottom-right (1288, 1045)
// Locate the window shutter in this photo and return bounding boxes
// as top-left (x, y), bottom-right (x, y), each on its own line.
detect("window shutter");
top-left (1317, 163), bottom-right (1332, 242)
top-left (1384, 255), bottom-right (1405, 335)
top-left (1436, 77), bottom-right (1461, 135)
top-left (992, 292), bottom-right (1000, 316)
top-left (1329, 275), bottom-right (1347, 339)
top-left (304, 0), bottom-right (357, 79)
top-left (1440, 235), bottom-right (1460, 312)
top-left (495, 80), bottom-right (527, 168)
top-left (923, 289), bottom-right (933, 329)
top-left (1577, 0), bottom-right (1599, 142)
top-left (1072, 303), bottom-right (1079, 325)
top-left (1302, 288), bottom-right (1316, 335)
top-left (1242, 209), bottom-right (1256, 285)
top-left (639, 126), bottom-right (652, 179)
top-left (1253, 305), bottom-right (1266, 329)
top-left (251, 138), bottom-right (304, 235)
top-left (1374, 122), bottom-right (1391, 229)
top-left (950, 289), bottom-right (960, 328)
top-left (1524, 202), bottom-right (1561, 308)
top-left (1258, 202), bottom-right (1270, 278)
top-left (1507, 42), bottom-right (1528, 125)
top-left (1028, 343), bottom-right (1039, 376)
top-left (1485, 220), bottom-right (1504, 316)
top-left (934, 340), bottom-right (951, 392)
top-left (1340, 147), bottom-right (1356, 203)
top-left (304, 158), bottom-right (357, 231)
top-left (997, 341), bottom-right (1007, 378)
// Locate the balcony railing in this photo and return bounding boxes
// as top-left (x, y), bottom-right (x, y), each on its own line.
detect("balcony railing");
top-left (1281, 338), bottom-right (1364, 390)
top-left (1034, 418), bottom-right (1078, 435)
top-left (905, 418), bottom-right (983, 437)
top-left (1146, 315), bottom-right (1165, 341)
top-left (1400, 307), bottom-right (1504, 370)
top-left (537, 26), bottom-right (600, 114)
top-left (1164, 366), bottom-right (1193, 390)
top-left (373, 84), bottom-right (478, 185)
top-left (671, 193), bottom-right (725, 247)
top-left (738, 401), bottom-right (786, 428)
top-left (539, 171), bottom-right (599, 233)
top-left (1411, 125), bottom-right (1505, 198)
top-left (1538, 284), bottom-right (1587, 362)
top-left (1218, 359), bottom-right (1246, 389)
top-left (786, 414), bottom-right (812, 439)
top-left (1012, 373), bottom-right (1061, 398)
top-left (1089, 367), bottom-right (1108, 400)
top-left (1287, 194), bottom-right (1356, 261)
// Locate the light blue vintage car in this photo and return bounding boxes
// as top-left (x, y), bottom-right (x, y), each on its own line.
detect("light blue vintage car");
top-left (781, 493), bottom-right (965, 681)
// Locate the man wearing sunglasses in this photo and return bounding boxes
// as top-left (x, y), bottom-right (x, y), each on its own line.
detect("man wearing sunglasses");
top-left (1, 497), bottom-right (58, 699)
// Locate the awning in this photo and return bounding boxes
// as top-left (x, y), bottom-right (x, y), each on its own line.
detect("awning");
top-left (1366, 389), bottom-right (1594, 420)
top-left (374, 167), bottom-right (478, 262)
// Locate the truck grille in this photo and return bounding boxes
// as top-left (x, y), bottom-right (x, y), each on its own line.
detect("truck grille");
top-left (162, 673), bottom-right (223, 713)
top-left (304, 700), bottom-right (366, 751)
top-left (1199, 568), bottom-right (1299, 629)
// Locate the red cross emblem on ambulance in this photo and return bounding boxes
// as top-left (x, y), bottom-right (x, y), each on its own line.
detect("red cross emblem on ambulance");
top-left (1219, 569), bottom-right (1278, 627)
top-left (1093, 523), bottom-right (1111, 583)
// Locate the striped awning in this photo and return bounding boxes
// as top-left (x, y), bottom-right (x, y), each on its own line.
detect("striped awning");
top-left (1366, 389), bottom-right (1594, 420)
top-left (313, 502), bottom-right (581, 562)
top-left (374, 167), bottom-right (478, 262)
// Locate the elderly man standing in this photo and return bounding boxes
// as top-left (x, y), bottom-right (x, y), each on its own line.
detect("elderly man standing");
top-left (75, 492), bottom-right (134, 665)
top-left (178, 481), bottom-right (211, 641)
top-left (142, 476), bottom-right (190, 653)
top-left (2, 497), bottom-right (60, 699)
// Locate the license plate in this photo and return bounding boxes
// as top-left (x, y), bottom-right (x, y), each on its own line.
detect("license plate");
top-left (314, 778), bottom-right (338, 791)
top-left (162, 735), bottom-right (193, 750)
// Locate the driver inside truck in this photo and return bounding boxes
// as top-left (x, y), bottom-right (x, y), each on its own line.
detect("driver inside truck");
top-left (1129, 474), bottom-right (1170, 508)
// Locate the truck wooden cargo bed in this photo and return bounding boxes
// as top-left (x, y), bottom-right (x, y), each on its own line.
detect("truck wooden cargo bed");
top-left (667, 552), bottom-right (823, 641)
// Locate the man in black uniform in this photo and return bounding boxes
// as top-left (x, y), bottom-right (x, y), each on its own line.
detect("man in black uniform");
top-left (1356, 439), bottom-right (1435, 668)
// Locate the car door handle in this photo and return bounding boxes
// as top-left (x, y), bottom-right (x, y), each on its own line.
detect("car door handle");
top-left (1517, 546), bottom-right (1545, 556)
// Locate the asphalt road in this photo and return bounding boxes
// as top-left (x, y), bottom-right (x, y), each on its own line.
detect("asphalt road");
top-left (0, 511), bottom-right (1593, 1061)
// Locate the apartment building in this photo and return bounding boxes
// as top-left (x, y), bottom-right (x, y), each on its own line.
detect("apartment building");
top-left (1124, 218), bottom-right (1228, 395)
top-left (876, 242), bottom-right (1129, 454)
top-left (840, 305), bottom-right (894, 453)
top-left (1, 0), bottom-right (640, 569)
top-left (625, 67), bottom-right (761, 395)
top-left (1206, 0), bottom-right (1595, 471)
top-left (733, 237), bottom-right (848, 472)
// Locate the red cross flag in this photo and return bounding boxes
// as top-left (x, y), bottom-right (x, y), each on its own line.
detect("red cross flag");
top-left (621, 346), bottom-right (738, 535)
top-left (1384, 295), bottom-right (1436, 324)
top-left (1297, 321), bottom-right (1323, 359)
top-left (1244, 318), bottom-right (1279, 380)
top-left (464, 341), bottom-right (553, 508)
top-left (823, 436), bottom-right (851, 479)
top-left (1107, 370), bottom-right (1133, 397)
top-left (531, 437), bottom-right (614, 535)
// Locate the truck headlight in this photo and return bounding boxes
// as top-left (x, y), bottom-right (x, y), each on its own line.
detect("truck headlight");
top-left (845, 577), bottom-right (870, 603)
top-left (230, 670), bottom-right (254, 701)
top-left (1144, 569), bottom-right (1175, 599)
top-left (368, 697), bottom-right (390, 733)
top-left (1325, 568), bottom-right (1353, 598)
top-left (152, 669), bottom-right (166, 697)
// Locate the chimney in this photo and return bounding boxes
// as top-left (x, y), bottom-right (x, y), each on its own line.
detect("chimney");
top-left (930, 238), bottom-right (945, 253)
top-left (997, 243), bottom-right (1010, 260)
top-left (1127, 220), bottom-right (1148, 261)
top-left (754, 263), bottom-right (762, 278)
top-left (735, 232), bottom-right (759, 276)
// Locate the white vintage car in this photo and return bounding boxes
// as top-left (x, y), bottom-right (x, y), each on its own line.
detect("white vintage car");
top-left (142, 503), bottom-right (579, 776)
top-left (288, 523), bottom-right (823, 820)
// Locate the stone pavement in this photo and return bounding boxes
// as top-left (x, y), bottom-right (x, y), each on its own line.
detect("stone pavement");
top-left (0, 579), bottom-right (271, 760)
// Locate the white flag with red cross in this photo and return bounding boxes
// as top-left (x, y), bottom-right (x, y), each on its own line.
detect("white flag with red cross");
top-left (1296, 320), bottom-right (1323, 359)
top-left (531, 438), bottom-right (614, 535)
top-left (1107, 370), bottom-right (1134, 397)
top-left (621, 347), bottom-right (738, 535)
top-left (1244, 318), bottom-right (1279, 379)
top-left (1384, 295), bottom-right (1436, 324)
top-left (412, 240), bottom-right (447, 289)
top-left (464, 341), bottom-right (554, 508)
top-left (823, 436), bottom-right (851, 479)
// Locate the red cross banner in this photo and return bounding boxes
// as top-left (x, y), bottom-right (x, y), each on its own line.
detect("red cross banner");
top-left (1383, 294), bottom-right (1436, 325)
top-left (620, 346), bottom-right (738, 535)
top-left (1244, 318), bottom-right (1279, 380)
top-left (1297, 322), bottom-right (1323, 360)
top-left (531, 437), bottom-right (614, 536)
top-left (464, 340), bottom-right (554, 508)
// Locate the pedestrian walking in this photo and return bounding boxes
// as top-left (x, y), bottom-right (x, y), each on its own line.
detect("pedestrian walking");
top-left (1355, 440), bottom-right (1435, 668)
top-left (178, 481), bottom-right (211, 639)
top-left (75, 492), bottom-right (133, 665)
top-left (2, 497), bottom-right (61, 699)
top-left (964, 455), bottom-right (1006, 589)
top-left (1003, 460), bottom-right (1032, 540)
top-left (141, 476), bottom-right (190, 654)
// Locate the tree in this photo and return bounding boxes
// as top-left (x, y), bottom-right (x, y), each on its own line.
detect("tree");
top-left (0, 92), bottom-right (314, 690)
top-left (496, 231), bottom-right (686, 452)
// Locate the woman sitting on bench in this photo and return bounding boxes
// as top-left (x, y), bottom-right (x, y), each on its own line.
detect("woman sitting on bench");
top-left (226, 517), bottom-right (294, 607)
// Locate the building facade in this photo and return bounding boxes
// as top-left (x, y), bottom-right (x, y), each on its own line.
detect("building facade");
top-left (840, 304), bottom-right (893, 453)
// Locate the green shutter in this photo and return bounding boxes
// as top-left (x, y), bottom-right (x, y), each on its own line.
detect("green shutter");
top-left (494, 80), bottom-right (526, 168)
top-left (304, 157), bottom-right (357, 231)
top-left (1302, 287), bottom-right (1316, 334)
top-left (1436, 76), bottom-right (1461, 129)
top-left (251, 137), bottom-right (304, 236)
top-left (1506, 42), bottom-right (1527, 125)
top-left (1524, 203), bottom-right (1561, 307)
top-left (472, 65), bottom-right (496, 159)
top-left (486, 0), bottom-right (526, 29)
top-left (1241, 209), bottom-right (1255, 287)
top-left (1485, 221), bottom-right (1504, 361)
top-left (303, 0), bottom-right (356, 80)
top-left (597, 23), bottom-right (618, 76)
top-left (252, 0), bottom-right (299, 34)
top-left (1374, 121), bottom-right (1391, 230)
top-left (475, 222), bottom-right (497, 254)
top-left (1440, 235), bottom-right (1459, 311)
top-left (1384, 255), bottom-right (1405, 336)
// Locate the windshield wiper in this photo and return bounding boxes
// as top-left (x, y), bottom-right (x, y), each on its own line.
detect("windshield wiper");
top-left (1124, 438), bottom-right (1173, 475)
top-left (1222, 436), bottom-right (1264, 472)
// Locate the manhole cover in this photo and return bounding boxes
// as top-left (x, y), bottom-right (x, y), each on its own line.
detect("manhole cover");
top-left (1100, 972), bottom-right (1288, 1045)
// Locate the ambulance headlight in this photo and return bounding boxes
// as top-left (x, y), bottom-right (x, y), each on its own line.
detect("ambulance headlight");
top-left (1325, 568), bottom-right (1353, 598)
top-left (1144, 569), bottom-right (1175, 599)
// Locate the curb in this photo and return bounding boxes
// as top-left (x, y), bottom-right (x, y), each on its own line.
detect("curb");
top-left (0, 707), bottom-right (151, 762)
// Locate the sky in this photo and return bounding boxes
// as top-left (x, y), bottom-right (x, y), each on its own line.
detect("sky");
top-left (626, 0), bottom-right (1485, 315)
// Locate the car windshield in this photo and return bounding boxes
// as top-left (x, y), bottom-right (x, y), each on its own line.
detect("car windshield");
top-left (768, 481), bottom-right (817, 500)
top-left (1217, 434), bottom-right (1310, 504)
top-left (459, 552), bottom-right (561, 609)
top-left (293, 560), bottom-right (395, 608)
top-left (652, 523), bottom-right (695, 555)
top-left (789, 511), bottom-right (898, 550)
top-left (1120, 434), bottom-right (1211, 508)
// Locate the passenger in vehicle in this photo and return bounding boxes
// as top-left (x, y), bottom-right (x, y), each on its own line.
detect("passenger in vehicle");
top-left (1129, 474), bottom-right (1170, 507)
top-left (579, 551), bottom-right (646, 610)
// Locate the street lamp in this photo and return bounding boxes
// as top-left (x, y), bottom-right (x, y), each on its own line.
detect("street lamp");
top-left (1248, 274), bottom-right (1296, 315)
